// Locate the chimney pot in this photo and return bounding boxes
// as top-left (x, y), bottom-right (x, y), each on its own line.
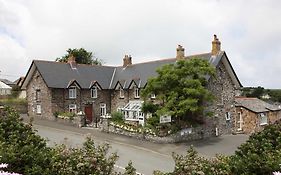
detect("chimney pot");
top-left (68, 54), bottom-right (77, 69)
top-left (176, 45), bottom-right (185, 60)
top-left (212, 34), bottom-right (221, 55)
top-left (123, 54), bottom-right (132, 67)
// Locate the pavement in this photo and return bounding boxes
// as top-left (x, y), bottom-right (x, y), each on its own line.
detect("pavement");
top-left (20, 114), bottom-right (249, 158)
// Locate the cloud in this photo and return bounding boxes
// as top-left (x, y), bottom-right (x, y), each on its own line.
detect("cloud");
top-left (0, 0), bottom-right (281, 88)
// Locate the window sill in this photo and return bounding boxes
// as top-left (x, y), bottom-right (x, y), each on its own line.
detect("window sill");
top-left (260, 123), bottom-right (268, 126)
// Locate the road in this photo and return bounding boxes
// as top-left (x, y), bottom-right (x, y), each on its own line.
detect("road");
top-left (25, 115), bottom-right (248, 175)
top-left (34, 124), bottom-right (174, 175)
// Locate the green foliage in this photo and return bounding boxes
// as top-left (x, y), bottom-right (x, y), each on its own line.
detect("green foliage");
top-left (241, 86), bottom-right (265, 99)
top-left (111, 111), bottom-right (124, 123)
top-left (57, 111), bottom-right (76, 120)
top-left (141, 102), bottom-right (159, 114)
top-left (0, 106), bottom-right (52, 174)
top-left (142, 58), bottom-right (215, 121)
top-left (50, 137), bottom-right (119, 175)
top-left (56, 48), bottom-right (104, 65)
top-left (230, 120), bottom-right (281, 175)
top-left (10, 85), bottom-right (21, 98)
top-left (124, 160), bottom-right (137, 175)
top-left (0, 98), bottom-right (27, 105)
top-left (268, 89), bottom-right (281, 103)
top-left (154, 146), bottom-right (231, 175)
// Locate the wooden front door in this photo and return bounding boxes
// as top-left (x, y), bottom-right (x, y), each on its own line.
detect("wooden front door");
top-left (84, 105), bottom-right (93, 123)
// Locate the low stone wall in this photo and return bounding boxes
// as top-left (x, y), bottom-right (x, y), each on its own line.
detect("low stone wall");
top-left (54, 117), bottom-right (83, 127)
top-left (101, 119), bottom-right (216, 143)
top-left (0, 102), bottom-right (27, 114)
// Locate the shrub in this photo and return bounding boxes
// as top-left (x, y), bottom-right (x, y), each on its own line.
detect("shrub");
top-left (111, 111), bottom-right (124, 124)
top-left (49, 137), bottom-right (119, 175)
top-left (0, 106), bottom-right (52, 174)
top-left (230, 120), bottom-right (281, 175)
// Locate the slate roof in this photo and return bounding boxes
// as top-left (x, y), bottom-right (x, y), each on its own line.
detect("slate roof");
top-left (22, 51), bottom-right (241, 90)
top-left (111, 52), bottom-right (224, 89)
top-left (235, 97), bottom-right (281, 113)
top-left (0, 79), bottom-right (15, 86)
top-left (33, 61), bottom-right (115, 89)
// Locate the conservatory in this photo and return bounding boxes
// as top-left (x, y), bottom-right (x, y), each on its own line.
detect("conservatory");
top-left (121, 100), bottom-right (145, 126)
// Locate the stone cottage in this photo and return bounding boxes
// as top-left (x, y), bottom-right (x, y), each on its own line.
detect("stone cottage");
top-left (21, 35), bottom-right (242, 135)
top-left (234, 97), bottom-right (281, 134)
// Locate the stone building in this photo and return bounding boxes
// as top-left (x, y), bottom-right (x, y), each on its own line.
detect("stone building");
top-left (21, 35), bottom-right (242, 134)
top-left (234, 97), bottom-right (281, 134)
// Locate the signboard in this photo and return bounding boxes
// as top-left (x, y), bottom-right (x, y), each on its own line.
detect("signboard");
top-left (160, 115), bottom-right (171, 123)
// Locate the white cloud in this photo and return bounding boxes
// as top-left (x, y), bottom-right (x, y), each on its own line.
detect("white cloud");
top-left (0, 0), bottom-right (281, 88)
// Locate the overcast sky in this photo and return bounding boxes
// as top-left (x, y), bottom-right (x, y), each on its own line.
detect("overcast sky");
top-left (0, 0), bottom-right (281, 88)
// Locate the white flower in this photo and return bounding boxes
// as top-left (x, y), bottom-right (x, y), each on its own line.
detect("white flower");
top-left (273, 172), bottom-right (281, 175)
top-left (0, 164), bottom-right (7, 169)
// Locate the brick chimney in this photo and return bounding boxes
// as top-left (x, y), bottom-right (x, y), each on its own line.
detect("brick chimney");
top-left (68, 54), bottom-right (77, 69)
top-left (123, 55), bottom-right (132, 67)
top-left (211, 34), bottom-right (221, 55)
top-left (176, 45), bottom-right (185, 60)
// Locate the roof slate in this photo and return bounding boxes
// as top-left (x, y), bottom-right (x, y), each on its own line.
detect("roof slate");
top-left (235, 97), bottom-right (281, 113)
top-left (27, 51), bottom-right (238, 90)
top-left (34, 61), bottom-right (115, 89)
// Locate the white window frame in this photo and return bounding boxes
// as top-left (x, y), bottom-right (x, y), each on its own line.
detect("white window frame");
top-left (100, 103), bottom-right (106, 117)
top-left (259, 113), bottom-right (268, 126)
top-left (134, 87), bottom-right (140, 98)
top-left (91, 86), bottom-right (98, 98)
top-left (69, 104), bottom-right (77, 113)
top-left (151, 93), bottom-right (156, 99)
top-left (36, 104), bottom-right (41, 114)
top-left (225, 112), bottom-right (231, 121)
top-left (36, 89), bottom-right (41, 101)
top-left (119, 88), bottom-right (124, 98)
top-left (69, 86), bottom-right (77, 99)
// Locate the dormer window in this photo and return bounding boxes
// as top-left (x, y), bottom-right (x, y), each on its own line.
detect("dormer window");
top-left (120, 88), bottom-right (124, 98)
top-left (69, 86), bottom-right (77, 99)
top-left (134, 87), bottom-right (140, 98)
top-left (91, 86), bottom-right (98, 98)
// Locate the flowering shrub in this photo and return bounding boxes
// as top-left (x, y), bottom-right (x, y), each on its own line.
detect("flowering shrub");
top-left (230, 120), bottom-right (281, 174)
top-left (0, 163), bottom-right (21, 175)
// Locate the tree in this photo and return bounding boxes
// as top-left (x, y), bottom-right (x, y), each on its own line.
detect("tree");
top-left (141, 58), bottom-right (215, 122)
top-left (0, 106), bottom-right (52, 174)
top-left (56, 48), bottom-right (103, 65)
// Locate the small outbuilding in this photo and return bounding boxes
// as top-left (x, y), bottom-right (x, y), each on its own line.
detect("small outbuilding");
top-left (234, 97), bottom-right (281, 134)
top-left (0, 81), bottom-right (12, 96)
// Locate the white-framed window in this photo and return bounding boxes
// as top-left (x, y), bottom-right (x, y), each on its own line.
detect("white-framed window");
top-left (151, 93), bottom-right (156, 99)
top-left (100, 103), bottom-right (106, 116)
top-left (91, 86), bottom-right (98, 98)
top-left (225, 112), bottom-right (231, 121)
top-left (36, 104), bottom-right (41, 114)
top-left (134, 87), bottom-right (140, 98)
top-left (260, 113), bottom-right (268, 125)
top-left (69, 86), bottom-right (76, 99)
top-left (69, 104), bottom-right (77, 113)
top-left (35, 89), bottom-right (41, 101)
top-left (119, 88), bottom-right (124, 98)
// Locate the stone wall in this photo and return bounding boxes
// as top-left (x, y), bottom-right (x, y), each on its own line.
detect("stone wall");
top-left (111, 88), bottom-right (141, 112)
top-left (26, 69), bottom-right (53, 119)
top-left (207, 57), bottom-right (237, 135)
top-left (100, 119), bottom-right (216, 143)
top-left (51, 88), bottom-right (111, 121)
top-left (235, 107), bottom-right (281, 134)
